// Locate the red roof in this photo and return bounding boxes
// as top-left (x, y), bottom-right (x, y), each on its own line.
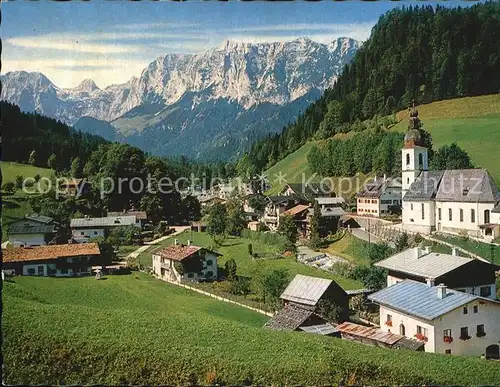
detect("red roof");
top-left (3, 243), bottom-right (100, 263)
top-left (154, 245), bottom-right (203, 261)
top-left (283, 204), bottom-right (310, 217)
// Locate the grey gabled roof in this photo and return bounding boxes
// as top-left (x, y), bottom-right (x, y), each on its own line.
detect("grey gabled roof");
top-left (280, 274), bottom-right (332, 306)
top-left (435, 169), bottom-right (500, 203)
top-left (368, 280), bottom-right (488, 321)
top-left (403, 170), bottom-right (444, 201)
top-left (315, 197), bottom-right (345, 205)
top-left (25, 214), bottom-right (54, 224)
top-left (70, 215), bottom-right (137, 228)
top-left (8, 220), bottom-right (56, 235)
top-left (374, 247), bottom-right (477, 279)
top-left (264, 304), bottom-right (314, 331)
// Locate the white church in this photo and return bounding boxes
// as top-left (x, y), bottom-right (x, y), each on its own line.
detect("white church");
top-left (401, 109), bottom-right (500, 241)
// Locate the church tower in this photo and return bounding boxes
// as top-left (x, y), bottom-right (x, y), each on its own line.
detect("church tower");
top-left (402, 107), bottom-right (428, 197)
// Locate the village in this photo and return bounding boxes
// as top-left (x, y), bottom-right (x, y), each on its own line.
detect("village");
top-left (3, 108), bottom-right (500, 362)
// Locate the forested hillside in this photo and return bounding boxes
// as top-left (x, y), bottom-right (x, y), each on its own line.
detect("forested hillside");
top-left (239, 2), bottom-right (500, 176)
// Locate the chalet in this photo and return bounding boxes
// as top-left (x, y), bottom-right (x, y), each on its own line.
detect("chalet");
top-left (59, 178), bottom-right (91, 197)
top-left (265, 275), bottom-right (349, 332)
top-left (356, 176), bottom-right (402, 217)
top-left (243, 194), bottom-right (266, 221)
top-left (70, 215), bottom-right (140, 242)
top-left (7, 214), bottom-right (58, 247)
top-left (2, 243), bottom-right (100, 277)
top-left (152, 240), bottom-right (220, 283)
top-left (108, 211), bottom-right (148, 228)
top-left (374, 246), bottom-right (498, 300)
top-left (198, 196), bottom-right (226, 209)
top-left (368, 279), bottom-right (500, 358)
top-left (262, 195), bottom-right (304, 230)
top-left (281, 182), bottom-right (335, 201)
top-left (282, 204), bottom-right (311, 237)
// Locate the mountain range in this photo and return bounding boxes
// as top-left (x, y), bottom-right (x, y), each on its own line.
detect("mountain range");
top-left (1, 37), bottom-right (360, 160)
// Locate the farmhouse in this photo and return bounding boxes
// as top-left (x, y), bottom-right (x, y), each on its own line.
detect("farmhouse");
top-left (262, 195), bottom-right (305, 230)
top-left (70, 215), bottom-right (140, 242)
top-left (356, 177), bottom-right (402, 217)
top-left (368, 279), bottom-right (500, 358)
top-left (401, 108), bottom-right (500, 240)
top-left (374, 246), bottom-right (498, 300)
top-left (152, 240), bottom-right (220, 283)
top-left (2, 243), bottom-right (100, 277)
top-left (265, 274), bottom-right (349, 332)
top-left (7, 214), bottom-right (58, 247)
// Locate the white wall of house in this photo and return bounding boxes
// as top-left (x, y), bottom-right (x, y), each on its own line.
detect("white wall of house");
top-left (433, 300), bottom-right (500, 357)
top-left (22, 261), bottom-right (91, 277)
top-left (23, 263), bottom-right (48, 276)
top-left (357, 198), bottom-right (380, 217)
top-left (402, 146), bottom-right (428, 196)
top-left (380, 305), bottom-right (435, 352)
top-left (72, 228), bottom-right (105, 241)
top-left (380, 299), bottom-right (500, 357)
top-left (8, 233), bottom-right (46, 247)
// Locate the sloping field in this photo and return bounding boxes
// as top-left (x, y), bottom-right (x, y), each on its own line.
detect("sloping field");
top-left (3, 274), bottom-right (500, 385)
top-left (1, 161), bottom-right (54, 184)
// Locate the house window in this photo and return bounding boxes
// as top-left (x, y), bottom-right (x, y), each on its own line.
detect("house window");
top-left (445, 349), bottom-right (452, 355)
top-left (386, 314), bottom-right (392, 323)
top-left (443, 329), bottom-right (452, 338)
top-left (480, 286), bottom-right (491, 297)
top-left (80, 231), bottom-right (85, 236)
top-left (463, 306), bottom-right (468, 315)
top-left (460, 327), bottom-right (469, 339)
top-left (471, 209), bottom-right (475, 223)
top-left (460, 209), bottom-right (464, 222)
top-left (61, 268), bottom-right (68, 274)
top-left (407, 178), bottom-right (410, 184)
top-left (37, 266), bottom-right (44, 276)
top-left (417, 326), bottom-right (428, 337)
top-left (438, 208), bottom-right (442, 221)
top-left (27, 268), bottom-right (36, 276)
top-left (448, 208), bottom-right (452, 221)
top-left (411, 203), bottom-right (413, 211)
top-left (473, 305), bottom-right (478, 314)
top-left (484, 209), bottom-right (490, 224)
top-left (187, 273), bottom-right (194, 278)
top-left (206, 260), bottom-right (213, 266)
top-left (418, 153), bottom-right (423, 168)
top-left (94, 231), bottom-right (98, 235)
top-left (406, 153), bottom-right (410, 166)
top-left (477, 324), bottom-right (485, 336)
top-left (421, 203), bottom-right (425, 220)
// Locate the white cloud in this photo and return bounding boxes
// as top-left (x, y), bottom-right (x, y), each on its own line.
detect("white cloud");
top-left (7, 36), bottom-right (141, 54)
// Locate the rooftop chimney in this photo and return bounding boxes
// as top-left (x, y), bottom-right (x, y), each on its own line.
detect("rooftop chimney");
top-left (451, 247), bottom-right (460, 256)
top-left (187, 240), bottom-right (192, 246)
top-left (174, 239), bottom-right (179, 246)
top-left (414, 247), bottom-right (423, 259)
top-left (424, 246), bottom-right (432, 254)
top-left (426, 278), bottom-right (435, 287)
top-left (437, 283), bottom-right (447, 299)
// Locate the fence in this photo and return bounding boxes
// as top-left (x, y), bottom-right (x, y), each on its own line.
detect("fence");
top-left (152, 274), bottom-right (275, 317)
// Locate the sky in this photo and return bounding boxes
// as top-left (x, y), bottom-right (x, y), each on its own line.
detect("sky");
top-left (1, 0), bottom-right (475, 89)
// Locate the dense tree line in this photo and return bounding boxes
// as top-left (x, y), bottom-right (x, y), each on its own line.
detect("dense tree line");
top-left (240, 2), bottom-right (500, 175)
top-left (1, 101), bottom-right (109, 171)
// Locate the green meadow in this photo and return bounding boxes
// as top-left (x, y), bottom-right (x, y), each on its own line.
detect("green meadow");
top-left (3, 273), bottom-right (500, 385)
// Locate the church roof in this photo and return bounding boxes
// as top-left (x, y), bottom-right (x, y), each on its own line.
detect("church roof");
top-left (403, 171), bottom-right (444, 201)
top-left (435, 169), bottom-right (500, 203)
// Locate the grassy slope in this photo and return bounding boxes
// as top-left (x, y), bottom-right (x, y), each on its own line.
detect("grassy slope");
top-left (139, 231), bottom-right (362, 290)
top-left (392, 94), bottom-right (500, 184)
top-left (4, 274), bottom-right (500, 385)
top-left (1, 161), bottom-right (54, 184)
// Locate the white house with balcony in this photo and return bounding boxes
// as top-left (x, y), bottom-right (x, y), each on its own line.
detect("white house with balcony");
top-left (152, 240), bottom-right (220, 283)
top-left (368, 279), bottom-right (500, 358)
top-left (401, 109), bottom-right (500, 240)
top-left (356, 177), bottom-right (402, 217)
